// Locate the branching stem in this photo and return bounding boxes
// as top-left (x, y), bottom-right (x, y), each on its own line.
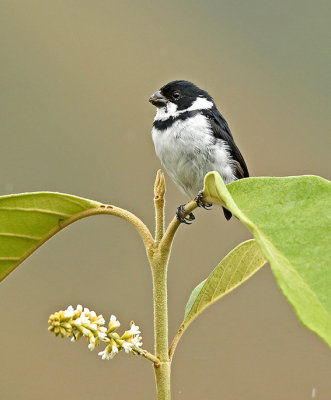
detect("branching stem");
top-left (2, 204), bottom-right (155, 282)
top-left (109, 332), bottom-right (160, 365)
top-left (160, 199), bottom-right (198, 250)
top-left (64, 172), bottom-right (198, 399)
top-left (134, 347), bottom-right (161, 365)
top-left (147, 171), bottom-right (199, 399)
top-left (53, 171), bottom-right (197, 400)
top-left (168, 325), bottom-right (185, 361)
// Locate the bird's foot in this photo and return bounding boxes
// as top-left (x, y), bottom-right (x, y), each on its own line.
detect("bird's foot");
top-left (196, 190), bottom-right (212, 210)
top-left (176, 204), bottom-right (195, 224)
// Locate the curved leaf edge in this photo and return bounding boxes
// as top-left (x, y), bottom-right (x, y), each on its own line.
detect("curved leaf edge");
top-left (182, 239), bottom-right (267, 331)
top-left (0, 192), bottom-right (103, 282)
top-left (203, 172), bottom-right (331, 348)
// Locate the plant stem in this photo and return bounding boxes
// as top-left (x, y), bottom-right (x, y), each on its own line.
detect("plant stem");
top-left (168, 325), bottom-right (185, 361)
top-left (150, 171), bottom-right (171, 399)
top-left (149, 171), bottom-right (199, 399)
top-left (2, 203), bottom-right (154, 283)
top-left (151, 249), bottom-right (170, 360)
top-left (154, 361), bottom-right (171, 400)
top-left (151, 250), bottom-right (171, 399)
top-left (160, 199), bottom-right (198, 249)
top-left (133, 347), bottom-right (161, 365)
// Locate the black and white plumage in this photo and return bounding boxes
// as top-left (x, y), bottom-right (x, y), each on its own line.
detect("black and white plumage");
top-left (149, 80), bottom-right (249, 221)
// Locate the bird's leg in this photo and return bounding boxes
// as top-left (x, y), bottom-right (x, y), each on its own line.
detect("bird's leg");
top-left (176, 204), bottom-right (195, 224)
top-left (195, 190), bottom-right (212, 210)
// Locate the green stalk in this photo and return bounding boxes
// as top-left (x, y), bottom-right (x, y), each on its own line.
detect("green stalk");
top-left (149, 171), bottom-right (198, 399)
top-left (151, 251), bottom-right (169, 360)
top-left (154, 360), bottom-right (171, 400)
top-left (150, 248), bottom-right (171, 399)
top-left (149, 171), bottom-right (171, 399)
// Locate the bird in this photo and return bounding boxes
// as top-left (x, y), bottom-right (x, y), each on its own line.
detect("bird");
top-left (149, 80), bottom-right (249, 223)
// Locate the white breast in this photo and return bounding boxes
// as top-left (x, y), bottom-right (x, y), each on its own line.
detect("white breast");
top-left (152, 113), bottom-right (236, 200)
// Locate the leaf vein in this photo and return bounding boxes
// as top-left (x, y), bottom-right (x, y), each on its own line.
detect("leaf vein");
top-left (0, 233), bottom-right (41, 241)
top-left (0, 207), bottom-right (71, 218)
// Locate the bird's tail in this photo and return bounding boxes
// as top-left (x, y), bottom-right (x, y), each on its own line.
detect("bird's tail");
top-left (222, 207), bottom-right (232, 220)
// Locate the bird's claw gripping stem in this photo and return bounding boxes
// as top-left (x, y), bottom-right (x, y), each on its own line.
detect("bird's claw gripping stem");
top-left (176, 204), bottom-right (195, 224)
top-left (196, 190), bottom-right (212, 210)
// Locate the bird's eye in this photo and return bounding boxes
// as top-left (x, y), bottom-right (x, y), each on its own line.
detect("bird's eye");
top-left (172, 91), bottom-right (180, 100)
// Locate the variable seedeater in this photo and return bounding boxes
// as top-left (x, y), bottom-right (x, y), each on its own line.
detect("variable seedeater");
top-left (149, 80), bottom-right (249, 223)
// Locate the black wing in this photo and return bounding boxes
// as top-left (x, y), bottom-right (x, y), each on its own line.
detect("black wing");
top-left (202, 107), bottom-right (249, 221)
top-left (202, 107), bottom-right (249, 179)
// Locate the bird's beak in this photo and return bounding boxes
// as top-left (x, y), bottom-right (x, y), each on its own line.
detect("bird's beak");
top-left (149, 90), bottom-right (167, 108)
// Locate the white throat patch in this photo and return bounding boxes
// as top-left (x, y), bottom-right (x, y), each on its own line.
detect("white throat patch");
top-left (155, 102), bottom-right (178, 121)
top-left (154, 96), bottom-right (213, 121)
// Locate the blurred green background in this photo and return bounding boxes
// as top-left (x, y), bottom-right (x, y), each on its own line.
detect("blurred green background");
top-left (0, 1), bottom-right (330, 399)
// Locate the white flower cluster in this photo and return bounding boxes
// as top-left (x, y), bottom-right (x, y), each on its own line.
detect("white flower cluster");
top-left (48, 305), bottom-right (107, 350)
top-left (48, 305), bottom-right (142, 360)
top-left (98, 321), bottom-right (142, 360)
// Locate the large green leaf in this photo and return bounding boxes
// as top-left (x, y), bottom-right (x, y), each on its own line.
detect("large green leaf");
top-left (0, 192), bottom-right (101, 282)
top-left (183, 239), bottom-right (266, 328)
top-left (203, 173), bottom-right (331, 347)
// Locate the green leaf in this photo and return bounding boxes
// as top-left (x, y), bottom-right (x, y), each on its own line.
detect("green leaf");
top-left (0, 192), bottom-right (102, 282)
top-left (184, 279), bottom-right (207, 321)
top-left (203, 172), bottom-right (331, 347)
top-left (183, 240), bottom-right (266, 329)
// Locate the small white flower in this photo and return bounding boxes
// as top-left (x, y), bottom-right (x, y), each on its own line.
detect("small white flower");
top-left (131, 336), bottom-right (142, 347)
top-left (98, 316), bottom-right (106, 325)
top-left (110, 315), bottom-right (120, 325)
top-left (108, 315), bottom-right (120, 331)
top-left (84, 307), bottom-right (90, 314)
top-left (64, 305), bottom-right (75, 318)
top-left (90, 311), bottom-right (96, 318)
top-left (122, 342), bottom-right (133, 353)
top-left (129, 323), bottom-right (140, 336)
top-left (89, 324), bottom-right (98, 331)
top-left (110, 345), bottom-right (118, 358)
top-left (88, 335), bottom-right (96, 350)
top-left (98, 345), bottom-right (118, 360)
top-left (98, 331), bottom-right (107, 340)
top-left (88, 342), bottom-right (95, 351)
top-left (80, 315), bottom-right (90, 325)
top-left (98, 350), bottom-right (108, 360)
top-left (81, 327), bottom-right (90, 336)
top-left (73, 318), bottom-right (82, 326)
